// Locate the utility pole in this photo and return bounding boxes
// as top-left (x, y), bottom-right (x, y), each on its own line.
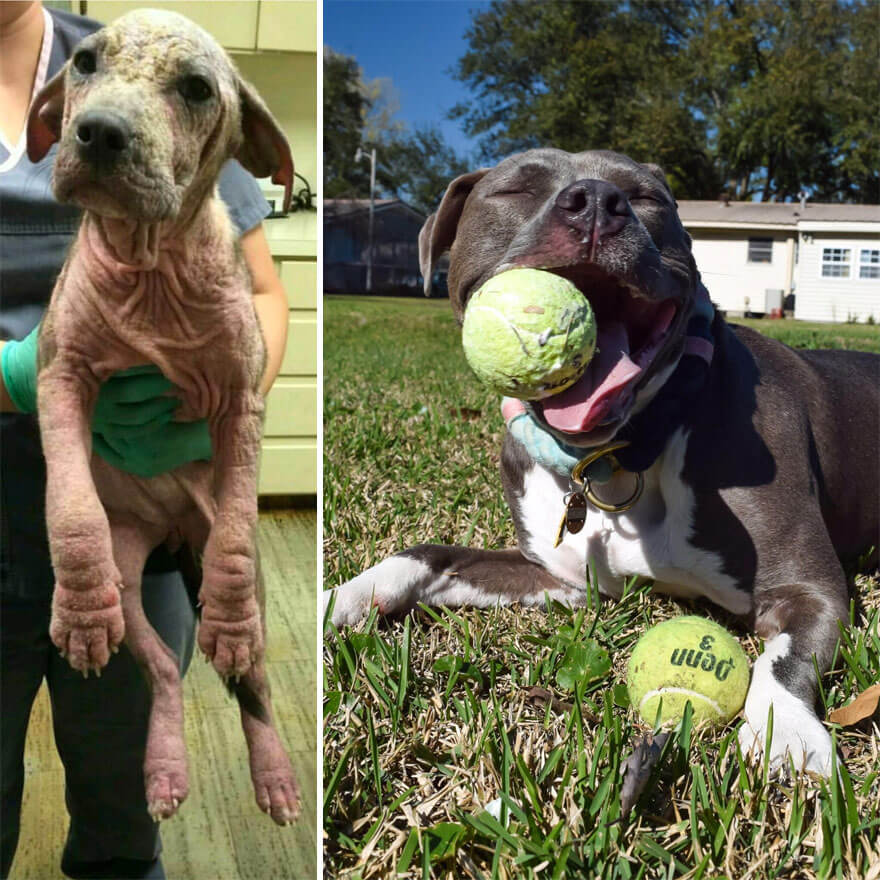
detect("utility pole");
top-left (355, 147), bottom-right (376, 292)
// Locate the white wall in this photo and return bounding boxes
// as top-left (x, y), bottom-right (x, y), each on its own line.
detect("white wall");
top-left (794, 233), bottom-right (880, 323)
top-left (687, 230), bottom-right (793, 313)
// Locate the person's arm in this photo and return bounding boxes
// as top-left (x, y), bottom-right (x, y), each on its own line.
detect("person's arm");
top-left (240, 223), bottom-right (288, 396)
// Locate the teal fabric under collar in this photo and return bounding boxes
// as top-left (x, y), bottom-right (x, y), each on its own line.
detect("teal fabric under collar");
top-left (503, 401), bottom-right (614, 483)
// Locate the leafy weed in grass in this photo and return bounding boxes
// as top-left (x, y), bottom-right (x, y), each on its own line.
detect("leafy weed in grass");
top-left (323, 296), bottom-right (880, 878)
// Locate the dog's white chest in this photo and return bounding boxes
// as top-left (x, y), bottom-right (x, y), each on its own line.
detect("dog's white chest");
top-left (516, 429), bottom-right (752, 614)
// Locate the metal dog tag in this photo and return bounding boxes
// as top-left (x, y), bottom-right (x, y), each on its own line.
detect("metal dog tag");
top-left (554, 491), bottom-right (587, 547)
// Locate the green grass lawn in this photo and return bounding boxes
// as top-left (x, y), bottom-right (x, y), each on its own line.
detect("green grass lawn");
top-left (323, 295), bottom-right (880, 879)
top-left (733, 317), bottom-right (880, 354)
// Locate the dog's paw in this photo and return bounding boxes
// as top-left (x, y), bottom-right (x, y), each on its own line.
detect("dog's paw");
top-left (739, 688), bottom-right (834, 777)
top-left (145, 757), bottom-right (189, 822)
top-left (248, 728), bottom-right (300, 826)
top-left (323, 586), bottom-right (375, 627)
top-left (50, 573), bottom-right (125, 674)
top-left (197, 598), bottom-right (263, 678)
top-left (324, 555), bottom-right (432, 626)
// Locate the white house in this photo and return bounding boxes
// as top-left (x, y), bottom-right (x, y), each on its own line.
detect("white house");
top-left (677, 200), bottom-right (880, 323)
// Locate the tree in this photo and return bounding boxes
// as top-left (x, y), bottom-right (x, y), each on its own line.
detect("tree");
top-left (361, 76), bottom-right (406, 145)
top-left (323, 48), bottom-right (471, 212)
top-left (452, 0), bottom-right (879, 203)
top-left (382, 127), bottom-right (471, 215)
top-left (828, 0), bottom-right (880, 202)
top-left (323, 48), bottom-right (372, 199)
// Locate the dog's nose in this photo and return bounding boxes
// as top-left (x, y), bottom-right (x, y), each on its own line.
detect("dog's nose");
top-left (75, 111), bottom-right (131, 167)
top-left (554, 179), bottom-right (630, 242)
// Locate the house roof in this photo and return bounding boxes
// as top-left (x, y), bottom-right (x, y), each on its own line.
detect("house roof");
top-left (324, 198), bottom-right (426, 223)
top-left (677, 200), bottom-right (880, 228)
top-left (322, 197), bottom-right (876, 232)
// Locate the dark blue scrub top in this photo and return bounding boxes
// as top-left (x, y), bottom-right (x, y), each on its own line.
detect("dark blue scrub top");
top-left (0, 8), bottom-right (270, 599)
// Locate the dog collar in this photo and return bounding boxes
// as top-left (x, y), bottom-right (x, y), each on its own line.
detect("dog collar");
top-left (503, 399), bottom-right (614, 482)
top-left (503, 289), bottom-right (715, 482)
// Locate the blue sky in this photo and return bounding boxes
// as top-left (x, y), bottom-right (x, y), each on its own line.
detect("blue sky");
top-left (324, 0), bottom-right (491, 159)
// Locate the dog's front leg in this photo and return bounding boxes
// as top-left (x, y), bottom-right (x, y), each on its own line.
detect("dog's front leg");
top-left (326, 545), bottom-right (586, 626)
top-left (198, 396), bottom-right (264, 678)
top-left (739, 572), bottom-right (848, 777)
top-left (39, 359), bottom-right (125, 674)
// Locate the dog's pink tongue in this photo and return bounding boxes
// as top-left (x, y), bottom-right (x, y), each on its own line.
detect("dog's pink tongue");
top-left (541, 320), bottom-right (641, 433)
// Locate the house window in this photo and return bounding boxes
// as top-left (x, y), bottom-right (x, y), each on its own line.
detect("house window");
top-left (859, 249), bottom-right (879, 279)
top-left (747, 238), bottom-right (773, 263)
top-left (822, 248), bottom-right (851, 278)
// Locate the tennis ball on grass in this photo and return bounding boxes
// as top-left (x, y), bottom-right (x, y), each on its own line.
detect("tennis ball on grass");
top-left (461, 268), bottom-right (597, 399)
top-left (627, 617), bottom-right (750, 726)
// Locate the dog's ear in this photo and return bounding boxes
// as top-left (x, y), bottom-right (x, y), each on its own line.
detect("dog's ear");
top-left (236, 78), bottom-right (294, 213)
top-left (419, 169), bottom-right (488, 296)
top-left (642, 162), bottom-right (673, 196)
top-left (27, 65), bottom-right (67, 163)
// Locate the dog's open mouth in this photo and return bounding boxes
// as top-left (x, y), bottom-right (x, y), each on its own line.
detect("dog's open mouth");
top-left (533, 264), bottom-right (678, 436)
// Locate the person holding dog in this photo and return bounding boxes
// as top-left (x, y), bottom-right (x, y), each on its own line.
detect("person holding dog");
top-left (0, 2), bottom-right (289, 877)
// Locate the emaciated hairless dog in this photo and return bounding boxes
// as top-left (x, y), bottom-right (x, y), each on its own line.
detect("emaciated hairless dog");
top-left (26, 10), bottom-right (299, 824)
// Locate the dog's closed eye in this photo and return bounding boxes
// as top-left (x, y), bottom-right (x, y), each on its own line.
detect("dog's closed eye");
top-left (488, 189), bottom-right (535, 199)
top-left (629, 193), bottom-right (664, 205)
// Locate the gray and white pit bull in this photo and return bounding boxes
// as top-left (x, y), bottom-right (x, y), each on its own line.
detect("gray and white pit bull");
top-left (27, 11), bottom-right (299, 823)
top-left (325, 149), bottom-right (880, 777)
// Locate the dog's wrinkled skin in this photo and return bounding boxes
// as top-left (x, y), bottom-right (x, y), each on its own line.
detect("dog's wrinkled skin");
top-left (28, 11), bottom-right (298, 824)
top-left (326, 149), bottom-right (880, 778)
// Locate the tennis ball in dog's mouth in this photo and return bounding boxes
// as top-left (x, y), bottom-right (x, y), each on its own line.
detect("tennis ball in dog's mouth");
top-left (461, 268), bottom-right (597, 400)
top-left (627, 617), bottom-right (750, 726)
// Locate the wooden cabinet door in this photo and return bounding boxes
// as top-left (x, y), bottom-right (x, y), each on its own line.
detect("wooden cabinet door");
top-left (85, 1), bottom-right (259, 50)
top-left (256, 0), bottom-right (317, 53)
